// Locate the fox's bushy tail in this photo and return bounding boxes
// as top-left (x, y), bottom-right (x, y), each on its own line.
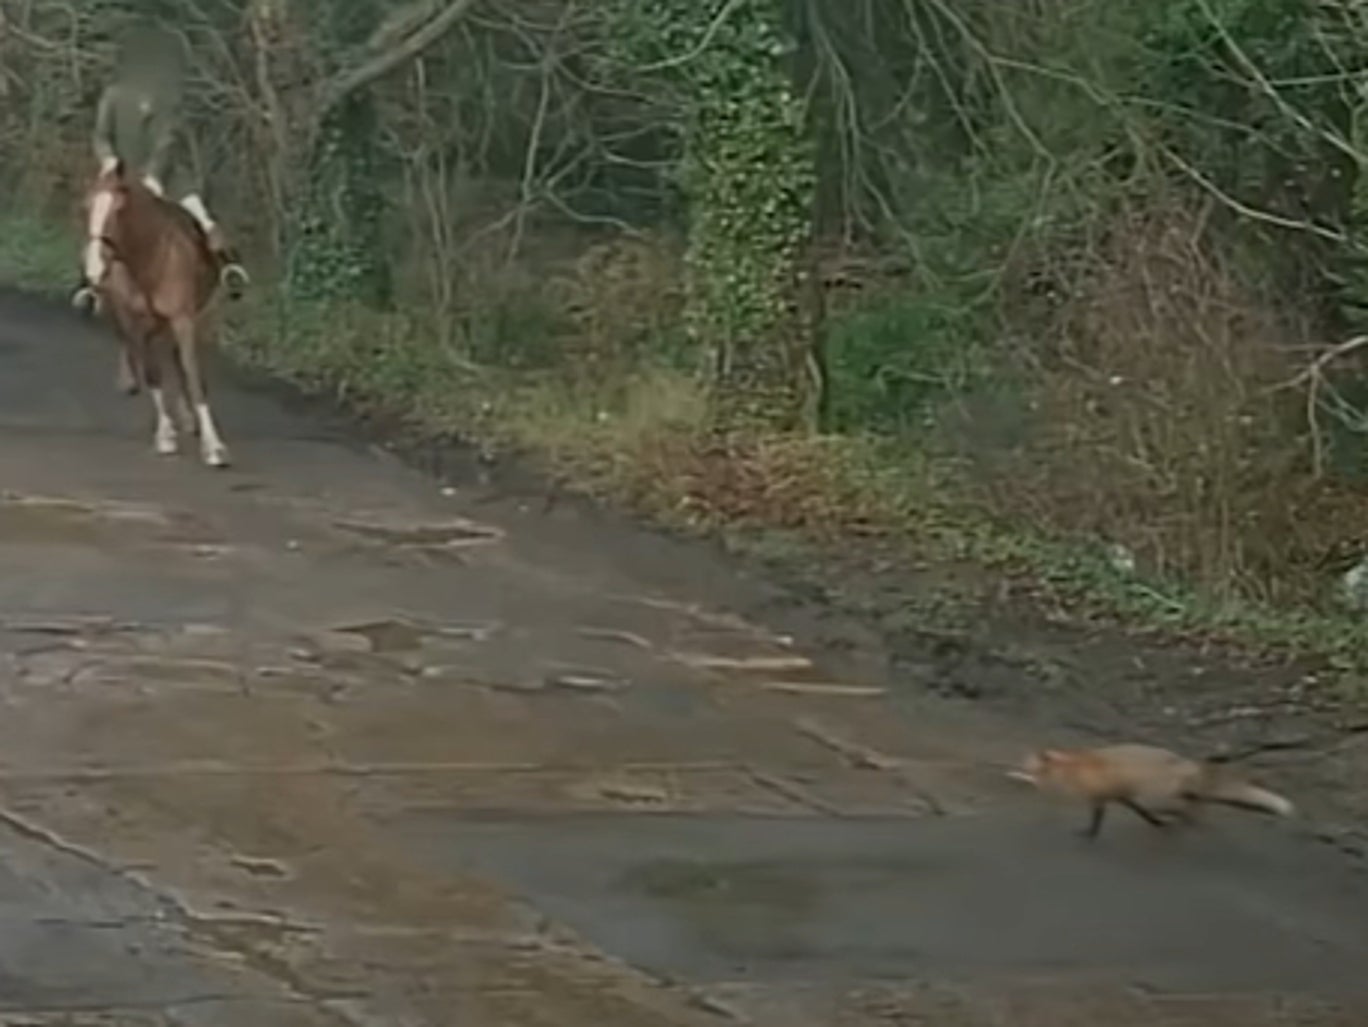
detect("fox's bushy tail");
top-left (1197, 775), bottom-right (1294, 817)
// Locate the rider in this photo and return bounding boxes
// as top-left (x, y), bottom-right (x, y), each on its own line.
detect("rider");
top-left (73, 23), bottom-right (248, 313)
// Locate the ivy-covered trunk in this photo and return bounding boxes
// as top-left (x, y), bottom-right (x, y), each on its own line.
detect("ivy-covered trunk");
top-left (287, 95), bottom-right (393, 308)
top-left (612, 0), bottom-right (820, 432)
top-left (686, 14), bottom-right (818, 432)
top-left (280, 0), bottom-right (393, 308)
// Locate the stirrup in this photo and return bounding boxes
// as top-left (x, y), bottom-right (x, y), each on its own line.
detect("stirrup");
top-left (219, 261), bottom-right (248, 284)
top-left (220, 262), bottom-right (250, 298)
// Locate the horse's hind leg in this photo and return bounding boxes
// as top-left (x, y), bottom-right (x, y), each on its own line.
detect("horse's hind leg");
top-left (169, 315), bottom-right (229, 468)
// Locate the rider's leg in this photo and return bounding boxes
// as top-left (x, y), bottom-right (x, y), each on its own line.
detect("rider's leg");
top-left (178, 191), bottom-right (249, 295)
top-left (178, 191), bottom-right (215, 233)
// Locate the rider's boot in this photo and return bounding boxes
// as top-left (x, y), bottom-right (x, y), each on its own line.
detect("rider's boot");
top-left (204, 225), bottom-right (249, 300)
top-left (71, 276), bottom-right (97, 315)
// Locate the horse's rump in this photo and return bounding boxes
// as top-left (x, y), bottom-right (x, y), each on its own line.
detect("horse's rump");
top-left (105, 184), bottom-right (220, 317)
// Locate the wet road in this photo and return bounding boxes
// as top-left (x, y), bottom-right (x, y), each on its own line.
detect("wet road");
top-left (0, 288), bottom-right (1364, 1024)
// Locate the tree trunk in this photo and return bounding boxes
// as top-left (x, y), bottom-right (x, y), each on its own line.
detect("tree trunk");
top-left (245, 0), bottom-right (479, 302)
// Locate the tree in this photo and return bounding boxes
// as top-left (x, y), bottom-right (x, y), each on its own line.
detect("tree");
top-left (606, 0), bottom-right (821, 432)
top-left (245, 0), bottom-right (480, 304)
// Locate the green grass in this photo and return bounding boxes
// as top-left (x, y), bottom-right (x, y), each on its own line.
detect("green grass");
top-left (0, 211), bottom-right (78, 294)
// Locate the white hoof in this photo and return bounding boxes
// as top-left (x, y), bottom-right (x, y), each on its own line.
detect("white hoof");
top-left (151, 389), bottom-right (178, 456)
top-left (202, 442), bottom-right (231, 468)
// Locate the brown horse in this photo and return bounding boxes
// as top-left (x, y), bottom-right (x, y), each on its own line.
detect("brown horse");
top-left (83, 158), bottom-right (231, 467)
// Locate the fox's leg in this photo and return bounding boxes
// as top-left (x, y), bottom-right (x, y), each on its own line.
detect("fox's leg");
top-left (1082, 802), bottom-right (1107, 839)
top-left (1119, 797), bottom-right (1170, 829)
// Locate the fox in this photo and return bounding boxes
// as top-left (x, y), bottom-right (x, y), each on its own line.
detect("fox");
top-left (1007, 743), bottom-right (1295, 839)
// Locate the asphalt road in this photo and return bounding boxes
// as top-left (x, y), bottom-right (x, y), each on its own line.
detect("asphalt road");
top-left (0, 287), bottom-right (1363, 1025)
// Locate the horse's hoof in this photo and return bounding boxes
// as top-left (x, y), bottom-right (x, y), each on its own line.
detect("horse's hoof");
top-left (203, 445), bottom-right (231, 468)
top-left (154, 433), bottom-right (179, 456)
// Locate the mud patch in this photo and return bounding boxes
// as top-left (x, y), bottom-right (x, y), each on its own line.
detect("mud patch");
top-left (334, 619), bottom-right (428, 654)
top-left (0, 494), bottom-right (218, 548)
top-left (229, 854), bottom-right (294, 879)
top-left (332, 516), bottom-right (503, 550)
top-left (329, 617), bottom-right (501, 654)
top-left (544, 667), bottom-right (631, 694)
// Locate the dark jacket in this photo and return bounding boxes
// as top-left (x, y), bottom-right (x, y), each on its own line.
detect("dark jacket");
top-left (92, 81), bottom-right (187, 197)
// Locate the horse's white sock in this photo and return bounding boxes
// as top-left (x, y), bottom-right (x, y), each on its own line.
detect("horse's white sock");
top-left (195, 402), bottom-right (230, 467)
top-left (151, 388), bottom-right (178, 456)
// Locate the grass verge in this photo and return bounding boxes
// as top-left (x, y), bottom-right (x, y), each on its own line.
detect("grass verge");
top-left (0, 212), bottom-right (77, 294)
top-left (3, 211), bottom-right (1367, 688)
top-left (229, 293), bottom-right (1368, 686)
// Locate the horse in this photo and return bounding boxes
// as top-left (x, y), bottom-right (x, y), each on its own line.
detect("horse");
top-left (82, 158), bottom-right (232, 468)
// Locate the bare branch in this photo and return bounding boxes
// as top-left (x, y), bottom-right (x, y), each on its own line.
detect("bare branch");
top-left (319, 0), bottom-right (481, 116)
top-left (1270, 334), bottom-right (1368, 479)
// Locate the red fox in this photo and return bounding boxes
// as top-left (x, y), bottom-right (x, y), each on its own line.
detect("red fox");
top-left (1007, 743), bottom-right (1295, 839)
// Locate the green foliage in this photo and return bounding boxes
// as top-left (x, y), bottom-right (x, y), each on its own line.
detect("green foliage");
top-left (1140, 0), bottom-right (1345, 198)
top-left (609, 0), bottom-right (817, 431)
top-left (1137, 0), bottom-right (1368, 319)
top-left (0, 212), bottom-right (77, 293)
top-left (805, 1), bottom-right (1130, 440)
top-left (461, 290), bottom-right (568, 372)
top-left (286, 97), bottom-right (392, 308)
top-left (280, 0), bottom-right (391, 308)
top-left (824, 291), bottom-right (987, 436)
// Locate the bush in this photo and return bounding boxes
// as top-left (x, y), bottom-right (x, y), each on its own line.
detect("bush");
top-left (0, 211), bottom-right (77, 294)
top-left (824, 290), bottom-right (988, 436)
